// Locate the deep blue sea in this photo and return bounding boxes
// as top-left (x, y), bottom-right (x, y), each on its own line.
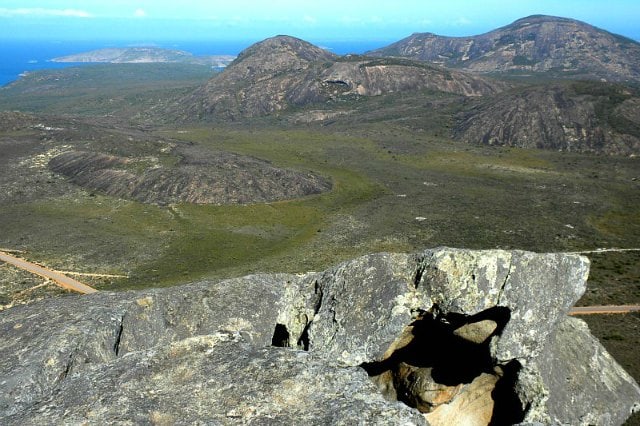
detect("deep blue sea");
top-left (0, 39), bottom-right (391, 87)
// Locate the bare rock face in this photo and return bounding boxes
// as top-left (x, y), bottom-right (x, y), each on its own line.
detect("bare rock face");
top-left (454, 82), bottom-right (640, 155)
top-left (319, 58), bottom-right (507, 99)
top-left (536, 317), bottom-right (640, 425)
top-left (182, 35), bottom-right (338, 119)
top-left (1, 248), bottom-right (638, 425)
top-left (368, 15), bottom-right (640, 83)
top-left (48, 145), bottom-right (331, 205)
top-left (181, 36), bottom-right (506, 120)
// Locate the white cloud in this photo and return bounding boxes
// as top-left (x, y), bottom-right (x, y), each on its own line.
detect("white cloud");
top-left (0, 8), bottom-right (93, 18)
top-left (134, 8), bottom-right (146, 18)
top-left (303, 15), bottom-right (316, 24)
top-left (451, 17), bottom-right (472, 26)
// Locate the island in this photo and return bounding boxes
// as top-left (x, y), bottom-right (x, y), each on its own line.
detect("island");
top-left (52, 47), bottom-right (235, 68)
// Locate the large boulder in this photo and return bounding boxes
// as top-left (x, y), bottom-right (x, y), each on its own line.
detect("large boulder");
top-left (0, 248), bottom-right (638, 425)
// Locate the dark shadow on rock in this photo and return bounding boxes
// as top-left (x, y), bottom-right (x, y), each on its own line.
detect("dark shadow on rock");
top-left (361, 305), bottom-right (523, 422)
top-left (297, 322), bottom-right (311, 351)
top-left (271, 323), bottom-right (290, 348)
top-left (490, 360), bottom-right (525, 425)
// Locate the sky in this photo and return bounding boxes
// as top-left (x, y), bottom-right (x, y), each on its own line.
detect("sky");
top-left (0, 0), bottom-right (639, 44)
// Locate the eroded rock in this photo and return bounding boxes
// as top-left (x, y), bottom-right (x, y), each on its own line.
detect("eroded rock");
top-left (0, 248), bottom-right (638, 425)
top-left (48, 147), bottom-right (331, 205)
top-left (424, 372), bottom-right (499, 426)
top-left (535, 316), bottom-right (640, 425)
top-left (453, 83), bottom-right (640, 156)
top-left (454, 319), bottom-right (498, 344)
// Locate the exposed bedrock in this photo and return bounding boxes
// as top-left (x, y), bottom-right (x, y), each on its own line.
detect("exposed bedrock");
top-left (1, 248), bottom-right (638, 424)
top-left (48, 148), bottom-right (331, 205)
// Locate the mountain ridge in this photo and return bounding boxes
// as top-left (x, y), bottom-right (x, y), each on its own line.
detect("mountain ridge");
top-left (368, 15), bottom-right (640, 82)
top-left (179, 35), bottom-right (507, 120)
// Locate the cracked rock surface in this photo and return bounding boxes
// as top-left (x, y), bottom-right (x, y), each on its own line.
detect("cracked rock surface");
top-left (1, 248), bottom-right (639, 425)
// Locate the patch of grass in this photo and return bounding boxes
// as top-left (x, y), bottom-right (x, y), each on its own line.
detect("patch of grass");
top-left (125, 171), bottom-right (384, 287)
top-left (2, 117), bottom-right (640, 301)
top-left (393, 145), bottom-right (554, 178)
top-left (126, 201), bottom-right (324, 287)
top-left (602, 332), bottom-right (625, 341)
top-left (0, 196), bottom-right (172, 275)
top-left (588, 211), bottom-right (640, 239)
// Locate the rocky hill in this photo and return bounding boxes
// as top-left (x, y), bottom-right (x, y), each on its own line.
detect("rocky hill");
top-left (454, 81), bottom-right (640, 155)
top-left (180, 35), bottom-right (507, 120)
top-left (1, 248), bottom-right (639, 424)
top-left (52, 47), bottom-right (235, 68)
top-left (48, 145), bottom-right (330, 205)
top-left (368, 15), bottom-right (640, 82)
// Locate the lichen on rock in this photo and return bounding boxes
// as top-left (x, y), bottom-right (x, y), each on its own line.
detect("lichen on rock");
top-left (0, 247), bottom-right (638, 425)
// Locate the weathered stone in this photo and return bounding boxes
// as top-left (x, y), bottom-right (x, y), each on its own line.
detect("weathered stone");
top-left (394, 364), bottom-right (462, 412)
top-left (534, 317), bottom-right (640, 425)
top-left (0, 247), bottom-right (638, 425)
top-left (0, 274), bottom-right (316, 417)
top-left (453, 83), bottom-right (640, 156)
top-left (453, 319), bottom-right (498, 344)
top-left (308, 252), bottom-right (426, 365)
top-left (424, 372), bottom-right (500, 426)
top-left (3, 333), bottom-right (428, 425)
top-left (415, 249), bottom-right (589, 362)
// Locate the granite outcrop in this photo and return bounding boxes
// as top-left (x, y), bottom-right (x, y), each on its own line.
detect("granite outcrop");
top-left (1, 248), bottom-right (638, 424)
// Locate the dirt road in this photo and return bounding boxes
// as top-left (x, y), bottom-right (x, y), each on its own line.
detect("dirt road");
top-left (569, 305), bottom-right (640, 315)
top-left (0, 251), bottom-right (97, 294)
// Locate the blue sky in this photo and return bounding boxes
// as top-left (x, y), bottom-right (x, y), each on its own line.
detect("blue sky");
top-left (1, 1), bottom-right (639, 43)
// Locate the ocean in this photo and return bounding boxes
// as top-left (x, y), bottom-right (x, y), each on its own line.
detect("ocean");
top-left (0, 39), bottom-right (391, 87)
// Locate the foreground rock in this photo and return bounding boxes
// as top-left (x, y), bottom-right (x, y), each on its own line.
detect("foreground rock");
top-left (1, 248), bottom-right (639, 424)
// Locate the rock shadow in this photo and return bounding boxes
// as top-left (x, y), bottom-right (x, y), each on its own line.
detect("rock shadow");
top-left (361, 306), bottom-right (524, 425)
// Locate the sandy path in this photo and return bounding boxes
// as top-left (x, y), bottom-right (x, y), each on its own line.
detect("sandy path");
top-left (0, 251), bottom-right (97, 294)
top-left (569, 305), bottom-right (640, 315)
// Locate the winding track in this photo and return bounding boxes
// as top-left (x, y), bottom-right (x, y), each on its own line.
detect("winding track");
top-left (0, 251), bottom-right (97, 294)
